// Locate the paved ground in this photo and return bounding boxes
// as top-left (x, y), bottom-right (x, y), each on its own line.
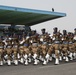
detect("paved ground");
top-left (0, 60), bottom-right (76, 75)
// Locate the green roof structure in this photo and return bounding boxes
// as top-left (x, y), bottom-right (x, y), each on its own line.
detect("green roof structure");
top-left (0, 5), bottom-right (66, 26)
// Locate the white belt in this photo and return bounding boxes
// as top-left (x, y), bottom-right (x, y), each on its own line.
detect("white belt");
top-left (13, 45), bottom-right (18, 48)
top-left (63, 41), bottom-right (68, 44)
top-left (0, 46), bottom-right (3, 48)
top-left (54, 41), bottom-right (60, 44)
top-left (7, 46), bottom-right (11, 48)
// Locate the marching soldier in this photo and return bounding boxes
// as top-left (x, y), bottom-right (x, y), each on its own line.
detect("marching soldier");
top-left (30, 35), bottom-right (39, 65)
top-left (5, 39), bottom-right (12, 66)
top-left (12, 38), bottom-right (19, 65)
top-left (0, 38), bottom-right (5, 65)
top-left (73, 28), bottom-right (76, 59)
top-left (23, 39), bottom-right (30, 65)
top-left (19, 36), bottom-right (25, 64)
top-left (68, 32), bottom-right (75, 60)
top-left (39, 28), bottom-right (50, 65)
top-left (61, 30), bottom-right (69, 62)
top-left (52, 27), bottom-right (61, 65)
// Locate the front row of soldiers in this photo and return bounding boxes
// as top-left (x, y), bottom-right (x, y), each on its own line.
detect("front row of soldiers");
top-left (0, 27), bottom-right (76, 66)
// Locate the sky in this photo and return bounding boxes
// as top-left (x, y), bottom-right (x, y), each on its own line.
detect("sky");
top-left (0, 0), bottom-right (76, 34)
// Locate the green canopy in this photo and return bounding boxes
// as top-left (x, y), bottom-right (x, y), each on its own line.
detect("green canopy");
top-left (0, 5), bottom-right (66, 26)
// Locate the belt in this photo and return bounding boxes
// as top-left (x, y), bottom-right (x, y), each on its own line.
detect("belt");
top-left (54, 41), bottom-right (60, 44)
top-left (24, 44), bottom-right (28, 47)
top-left (7, 46), bottom-right (11, 48)
top-left (69, 42), bottom-right (73, 44)
top-left (0, 46), bottom-right (3, 48)
top-left (13, 45), bottom-right (18, 48)
top-left (63, 41), bottom-right (68, 44)
top-left (32, 43), bottom-right (38, 46)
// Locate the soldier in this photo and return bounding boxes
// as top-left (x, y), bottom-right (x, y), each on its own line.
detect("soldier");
top-left (61, 30), bottom-right (69, 62)
top-left (12, 38), bottom-right (19, 65)
top-left (19, 36), bottom-right (25, 64)
top-left (73, 28), bottom-right (76, 59)
top-left (68, 32), bottom-right (75, 60)
top-left (39, 29), bottom-right (49, 65)
top-left (0, 38), bottom-right (5, 66)
top-left (52, 27), bottom-right (61, 65)
top-left (23, 39), bottom-right (30, 65)
top-left (30, 36), bottom-right (39, 65)
top-left (5, 39), bottom-right (12, 66)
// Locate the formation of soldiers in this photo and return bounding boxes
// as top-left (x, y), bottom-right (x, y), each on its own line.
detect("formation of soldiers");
top-left (0, 27), bottom-right (76, 66)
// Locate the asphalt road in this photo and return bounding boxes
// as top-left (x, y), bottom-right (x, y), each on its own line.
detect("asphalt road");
top-left (0, 60), bottom-right (76, 75)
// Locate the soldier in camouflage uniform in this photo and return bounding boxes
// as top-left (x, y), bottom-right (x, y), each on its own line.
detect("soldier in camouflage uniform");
top-left (5, 39), bottom-right (12, 66)
top-left (12, 38), bottom-right (19, 65)
top-left (52, 27), bottom-right (61, 65)
top-left (0, 38), bottom-right (5, 65)
top-left (61, 30), bottom-right (69, 62)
